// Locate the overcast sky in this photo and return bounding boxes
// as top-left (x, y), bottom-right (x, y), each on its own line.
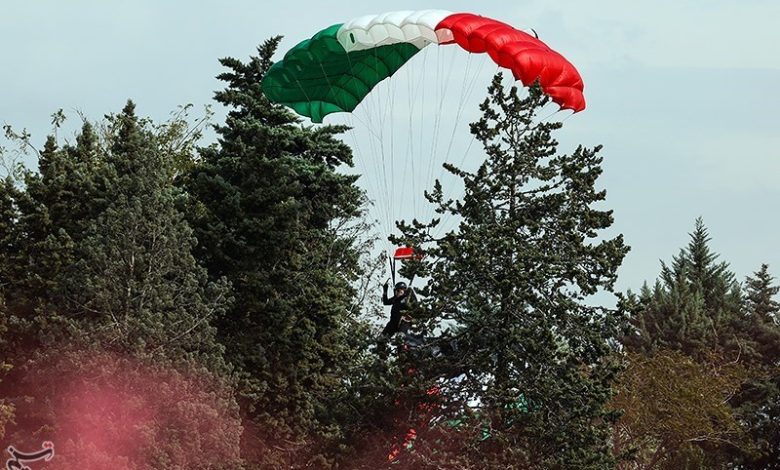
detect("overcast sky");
top-left (3, 1), bottom-right (779, 293)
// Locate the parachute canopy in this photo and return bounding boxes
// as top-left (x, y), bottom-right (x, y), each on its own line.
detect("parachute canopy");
top-left (262, 10), bottom-right (585, 122)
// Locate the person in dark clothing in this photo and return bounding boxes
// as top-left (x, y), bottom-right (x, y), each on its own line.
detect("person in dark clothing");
top-left (381, 281), bottom-right (415, 337)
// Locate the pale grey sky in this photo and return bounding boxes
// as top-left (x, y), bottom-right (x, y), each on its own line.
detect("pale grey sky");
top-left (2, 1), bottom-right (779, 292)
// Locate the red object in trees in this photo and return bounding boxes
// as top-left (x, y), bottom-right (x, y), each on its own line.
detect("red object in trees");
top-left (387, 384), bottom-right (442, 463)
top-left (393, 246), bottom-right (422, 260)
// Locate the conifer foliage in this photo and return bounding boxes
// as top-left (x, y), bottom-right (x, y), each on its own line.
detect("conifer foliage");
top-left (623, 221), bottom-right (780, 468)
top-left (182, 37), bottom-right (369, 465)
top-left (396, 77), bottom-right (629, 469)
top-left (735, 264), bottom-right (780, 469)
top-left (0, 104), bottom-right (241, 468)
top-left (2, 104), bottom-right (229, 362)
top-left (625, 218), bottom-right (744, 359)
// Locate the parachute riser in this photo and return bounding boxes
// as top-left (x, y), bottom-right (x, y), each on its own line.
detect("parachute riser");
top-left (389, 254), bottom-right (397, 286)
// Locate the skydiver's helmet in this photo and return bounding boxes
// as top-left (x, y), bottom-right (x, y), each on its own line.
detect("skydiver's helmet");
top-left (394, 282), bottom-right (407, 291)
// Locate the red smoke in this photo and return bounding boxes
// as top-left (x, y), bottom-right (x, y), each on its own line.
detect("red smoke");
top-left (5, 348), bottom-right (242, 469)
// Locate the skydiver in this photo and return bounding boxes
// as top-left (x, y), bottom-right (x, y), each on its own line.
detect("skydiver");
top-left (381, 280), bottom-right (416, 337)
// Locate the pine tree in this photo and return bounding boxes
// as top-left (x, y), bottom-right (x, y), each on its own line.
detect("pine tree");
top-left (4, 124), bottom-right (113, 318)
top-left (745, 264), bottom-right (780, 323)
top-left (0, 177), bottom-right (19, 298)
top-left (395, 77), bottom-right (629, 469)
top-left (60, 102), bottom-right (231, 363)
top-left (624, 218), bottom-right (744, 359)
top-left (732, 264), bottom-right (780, 469)
top-left (0, 175), bottom-right (17, 437)
top-left (2, 103), bottom-right (229, 365)
top-left (623, 223), bottom-right (780, 467)
top-left (182, 38), bottom-right (369, 465)
top-left (0, 289), bottom-right (12, 441)
top-left (0, 103), bottom-right (241, 468)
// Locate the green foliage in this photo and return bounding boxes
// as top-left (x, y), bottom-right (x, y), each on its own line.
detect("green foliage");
top-left (730, 265), bottom-right (780, 469)
top-left (182, 38), bottom-right (371, 466)
top-left (393, 77), bottom-right (629, 469)
top-left (1, 104), bottom-right (230, 367)
top-left (0, 102), bottom-right (241, 467)
top-left (0, 178), bottom-right (20, 299)
top-left (624, 222), bottom-right (780, 468)
top-left (0, 296), bottom-right (14, 441)
top-left (745, 264), bottom-right (780, 323)
top-left (3, 32), bottom-right (779, 470)
top-left (624, 218), bottom-right (744, 359)
top-left (70, 103), bottom-right (230, 363)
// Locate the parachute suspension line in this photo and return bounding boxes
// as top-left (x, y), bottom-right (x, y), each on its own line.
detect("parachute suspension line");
top-left (290, 68), bottom-right (386, 248)
top-left (442, 51), bottom-right (477, 163)
top-left (314, 60), bottom-right (389, 247)
top-left (425, 45), bottom-right (446, 194)
top-left (373, 46), bottom-right (403, 253)
top-left (417, 48), bottom-right (430, 223)
top-left (538, 108), bottom-right (564, 125)
top-left (403, 50), bottom-right (417, 225)
top-left (404, 46), bottom-right (433, 235)
top-left (430, 60), bottom-right (494, 240)
top-left (321, 60), bottom-right (396, 248)
top-left (368, 46), bottom-right (393, 250)
top-left (431, 73), bottom-right (572, 241)
top-left (401, 48), bottom-right (420, 231)
top-left (426, 52), bottom-right (489, 235)
top-left (405, 46), bottom-right (432, 244)
top-left (341, 52), bottom-right (393, 251)
top-left (381, 48), bottom-right (402, 247)
top-left (429, 50), bottom-right (477, 226)
top-left (425, 45), bottom-right (458, 219)
top-left (440, 58), bottom-right (494, 168)
top-left (433, 128), bottom-right (478, 241)
top-left (346, 111), bottom-right (394, 248)
top-left (354, 51), bottom-right (380, 200)
top-left (364, 50), bottom-right (395, 252)
top-left (388, 61), bottom-right (399, 235)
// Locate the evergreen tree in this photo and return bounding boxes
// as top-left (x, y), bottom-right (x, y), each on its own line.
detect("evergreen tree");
top-left (182, 38), bottom-right (368, 465)
top-left (732, 264), bottom-right (780, 469)
top-left (0, 293), bottom-right (13, 441)
top-left (2, 103), bottom-right (229, 365)
top-left (0, 174), bottom-right (14, 431)
top-left (0, 104), bottom-right (241, 468)
top-left (3, 124), bottom-right (113, 320)
top-left (64, 102), bottom-right (230, 363)
top-left (745, 264), bottom-right (780, 323)
top-left (624, 218), bottom-right (744, 359)
top-left (0, 177), bottom-right (19, 298)
top-left (395, 77), bottom-right (629, 469)
top-left (624, 224), bottom-right (780, 467)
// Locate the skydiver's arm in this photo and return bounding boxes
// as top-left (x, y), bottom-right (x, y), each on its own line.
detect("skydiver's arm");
top-left (382, 286), bottom-right (393, 305)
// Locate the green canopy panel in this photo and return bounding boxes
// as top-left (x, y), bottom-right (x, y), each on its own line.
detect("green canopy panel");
top-left (262, 23), bottom-right (422, 123)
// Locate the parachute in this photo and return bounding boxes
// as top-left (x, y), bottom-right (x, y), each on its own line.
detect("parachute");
top-left (262, 10), bottom-right (585, 273)
top-left (261, 10), bottom-right (585, 123)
